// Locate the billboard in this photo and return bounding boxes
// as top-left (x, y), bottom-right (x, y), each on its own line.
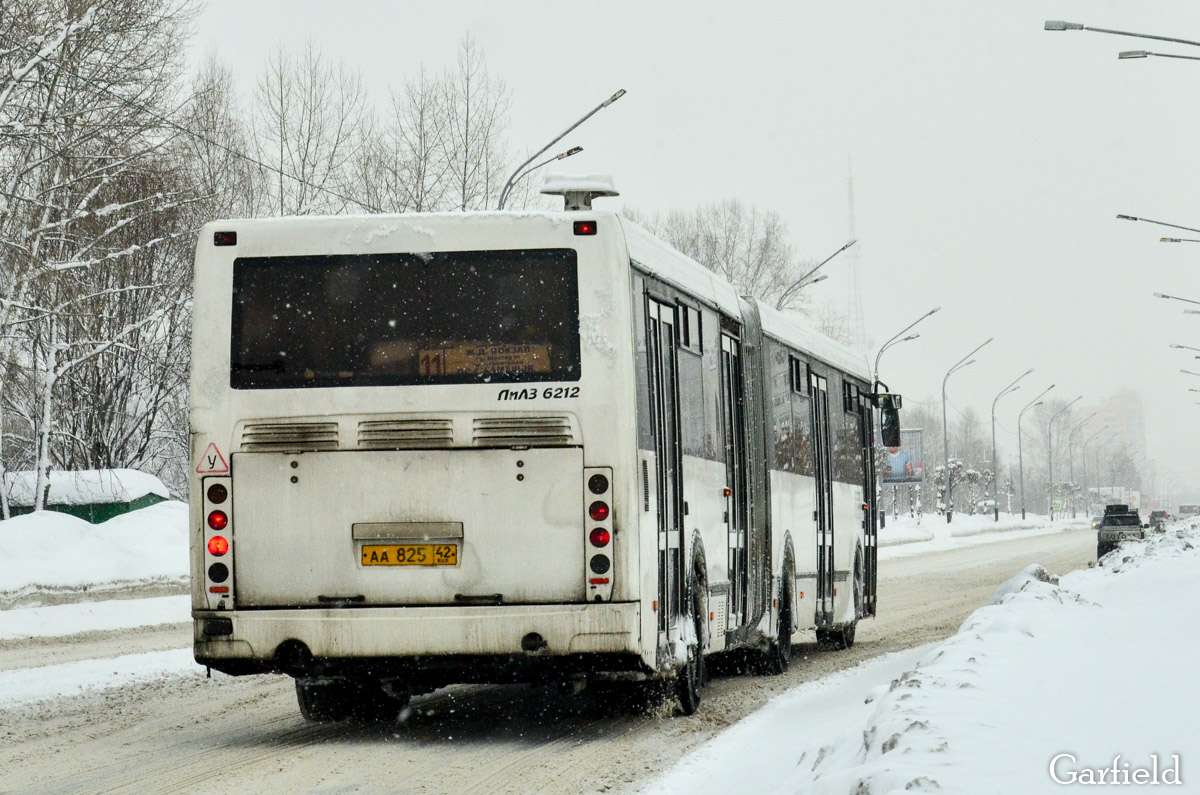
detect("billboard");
top-left (878, 428), bottom-right (924, 484)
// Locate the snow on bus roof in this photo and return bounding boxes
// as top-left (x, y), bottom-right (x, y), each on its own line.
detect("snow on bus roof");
top-left (757, 304), bottom-right (872, 382)
top-left (619, 218), bottom-right (869, 380)
top-left (618, 218), bottom-right (743, 317)
top-left (2, 469), bottom-right (169, 508)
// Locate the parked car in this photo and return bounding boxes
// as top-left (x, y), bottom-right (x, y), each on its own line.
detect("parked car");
top-left (1097, 504), bottom-right (1148, 558)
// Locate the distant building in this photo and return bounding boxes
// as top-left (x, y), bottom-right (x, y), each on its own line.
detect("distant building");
top-left (1, 469), bottom-right (169, 523)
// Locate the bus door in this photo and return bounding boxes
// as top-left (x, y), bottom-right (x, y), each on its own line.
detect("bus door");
top-left (646, 298), bottom-right (684, 638)
top-left (859, 397), bottom-right (878, 616)
top-left (810, 372), bottom-right (835, 628)
top-left (720, 333), bottom-right (749, 627)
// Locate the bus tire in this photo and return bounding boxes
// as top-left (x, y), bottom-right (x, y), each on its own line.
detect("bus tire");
top-left (296, 678), bottom-right (351, 722)
top-left (760, 583), bottom-right (792, 675)
top-left (675, 583), bottom-right (705, 716)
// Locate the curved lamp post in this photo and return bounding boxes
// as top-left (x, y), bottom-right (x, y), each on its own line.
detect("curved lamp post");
top-left (775, 240), bottom-right (857, 310)
top-left (1081, 425), bottom-right (1109, 517)
top-left (497, 89), bottom-right (626, 210)
top-left (1047, 396), bottom-right (1083, 520)
top-left (942, 338), bottom-right (993, 523)
top-left (1018, 385), bottom-right (1056, 520)
top-left (1066, 412), bottom-right (1098, 517)
top-left (991, 369), bottom-right (1033, 521)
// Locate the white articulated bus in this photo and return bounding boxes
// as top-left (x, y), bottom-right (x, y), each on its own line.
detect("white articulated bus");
top-left (190, 186), bottom-right (901, 718)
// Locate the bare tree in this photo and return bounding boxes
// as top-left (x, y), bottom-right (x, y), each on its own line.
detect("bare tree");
top-left (355, 67), bottom-right (451, 213)
top-left (440, 36), bottom-right (510, 211)
top-left (0, 0), bottom-right (199, 512)
top-left (252, 40), bottom-right (370, 215)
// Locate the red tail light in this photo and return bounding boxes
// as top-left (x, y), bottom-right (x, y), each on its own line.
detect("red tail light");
top-left (589, 527), bottom-right (611, 547)
top-left (588, 501), bottom-right (609, 521)
top-left (207, 510), bottom-right (228, 530)
top-left (207, 536), bottom-right (229, 556)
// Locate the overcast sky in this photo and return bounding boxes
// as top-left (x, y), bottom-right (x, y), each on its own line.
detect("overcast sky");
top-left (192, 1), bottom-right (1200, 498)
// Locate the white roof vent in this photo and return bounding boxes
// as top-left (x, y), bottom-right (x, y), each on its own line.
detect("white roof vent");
top-left (541, 174), bottom-right (619, 211)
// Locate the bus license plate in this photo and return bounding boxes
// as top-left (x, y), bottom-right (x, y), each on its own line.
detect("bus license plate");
top-left (361, 544), bottom-right (458, 566)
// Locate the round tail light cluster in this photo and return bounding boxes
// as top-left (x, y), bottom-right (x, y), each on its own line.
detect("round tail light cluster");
top-left (589, 527), bottom-right (611, 547)
top-left (207, 536), bottom-right (229, 556)
top-left (588, 501), bottom-right (609, 522)
top-left (207, 510), bottom-right (228, 530)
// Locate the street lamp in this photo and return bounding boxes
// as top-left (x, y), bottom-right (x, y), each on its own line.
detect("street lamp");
top-left (1045, 21), bottom-right (1200, 55)
top-left (991, 369), bottom-right (1033, 521)
top-left (1161, 237), bottom-right (1200, 243)
top-left (1119, 215), bottom-right (1200, 236)
top-left (775, 239), bottom-right (857, 310)
top-left (1154, 292), bottom-right (1200, 308)
top-left (1081, 425), bottom-right (1109, 517)
top-left (1170, 344), bottom-right (1200, 353)
top-left (499, 146), bottom-right (583, 205)
top-left (873, 306), bottom-right (942, 391)
top-left (1118, 50), bottom-right (1200, 62)
top-left (1096, 431), bottom-right (1120, 503)
top-left (496, 88), bottom-right (626, 210)
top-left (942, 337), bottom-right (994, 523)
top-left (1066, 412), bottom-right (1098, 517)
top-left (1182, 369), bottom-right (1200, 378)
top-left (1048, 396), bottom-right (1083, 520)
top-left (1018, 385), bottom-right (1056, 520)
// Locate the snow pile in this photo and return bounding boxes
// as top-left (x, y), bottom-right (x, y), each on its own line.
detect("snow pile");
top-left (0, 501), bottom-right (188, 595)
top-left (2, 468), bottom-right (169, 507)
top-left (645, 522), bottom-right (1200, 794)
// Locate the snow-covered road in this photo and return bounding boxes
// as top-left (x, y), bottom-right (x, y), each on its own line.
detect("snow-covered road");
top-left (644, 521), bottom-right (1200, 794)
top-left (0, 524), bottom-right (1096, 793)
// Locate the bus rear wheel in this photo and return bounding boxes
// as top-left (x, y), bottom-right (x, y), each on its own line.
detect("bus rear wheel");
top-left (760, 585), bottom-right (792, 675)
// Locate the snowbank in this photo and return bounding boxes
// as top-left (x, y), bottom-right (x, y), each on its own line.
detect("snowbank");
top-left (2, 468), bottom-right (169, 506)
top-left (0, 501), bottom-right (188, 596)
top-left (645, 520), bottom-right (1200, 794)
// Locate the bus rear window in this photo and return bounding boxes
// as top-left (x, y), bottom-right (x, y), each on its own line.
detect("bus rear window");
top-left (230, 249), bottom-right (580, 389)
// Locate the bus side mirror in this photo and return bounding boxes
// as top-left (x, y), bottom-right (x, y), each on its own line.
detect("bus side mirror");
top-left (874, 392), bottom-right (902, 447)
top-left (881, 406), bottom-right (900, 447)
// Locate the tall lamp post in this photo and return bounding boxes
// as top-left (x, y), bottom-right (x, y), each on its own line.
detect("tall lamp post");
top-left (1018, 385), bottom-right (1056, 520)
top-left (1096, 431), bottom-right (1120, 502)
top-left (1045, 21), bottom-right (1200, 55)
top-left (942, 338), bottom-right (994, 523)
top-left (871, 308), bottom-right (939, 529)
top-left (775, 240), bottom-right (858, 310)
top-left (874, 306), bottom-right (942, 390)
top-left (1066, 412), bottom-right (1098, 517)
top-left (990, 369), bottom-right (1033, 521)
top-left (496, 88), bottom-right (626, 210)
top-left (1080, 425), bottom-right (1109, 517)
top-left (1047, 396), bottom-right (1083, 520)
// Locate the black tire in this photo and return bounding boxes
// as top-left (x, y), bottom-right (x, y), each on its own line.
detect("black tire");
top-left (818, 562), bottom-right (861, 651)
top-left (675, 603), bottom-right (704, 716)
top-left (760, 584), bottom-right (792, 675)
top-left (296, 678), bottom-right (351, 722)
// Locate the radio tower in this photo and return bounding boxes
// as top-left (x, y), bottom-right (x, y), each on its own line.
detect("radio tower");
top-left (846, 162), bottom-right (867, 350)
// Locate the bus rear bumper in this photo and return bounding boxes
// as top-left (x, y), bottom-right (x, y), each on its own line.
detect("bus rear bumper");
top-left (194, 602), bottom-right (644, 678)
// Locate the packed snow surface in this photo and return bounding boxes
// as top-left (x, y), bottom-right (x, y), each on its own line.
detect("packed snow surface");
top-left (0, 649), bottom-right (198, 709)
top-left (0, 501), bottom-right (188, 594)
top-left (645, 520), bottom-right (1200, 794)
